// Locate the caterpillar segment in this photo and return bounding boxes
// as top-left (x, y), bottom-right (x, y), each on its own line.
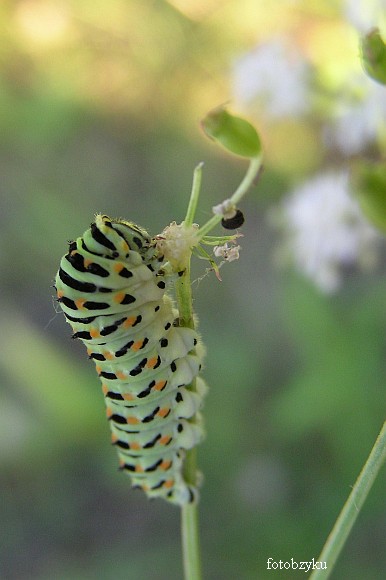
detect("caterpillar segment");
top-left (100, 353), bottom-right (202, 402)
top-left (55, 214), bottom-right (206, 505)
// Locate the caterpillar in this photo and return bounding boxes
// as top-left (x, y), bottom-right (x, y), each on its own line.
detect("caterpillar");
top-left (55, 214), bottom-right (206, 505)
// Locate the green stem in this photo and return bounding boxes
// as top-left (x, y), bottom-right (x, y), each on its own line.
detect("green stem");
top-left (197, 154), bottom-right (262, 239)
top-left (184, 163), bottom-right (204, 227)
top-left (174, 165), bottom-right (207, 579)
top-left (181, 503), bottom-right (202, 580)
top-left (310, 421), bottom-right (386, 580)
top-left (175, 263), bottom-right (194, 329)
top-left (175, 261), bottom-right (202, 580)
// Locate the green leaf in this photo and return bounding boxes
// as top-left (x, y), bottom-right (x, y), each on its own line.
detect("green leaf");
top-left (201, 106), bottom-right (261, 158)
top-left (351, 161), bottom-right (386, 233)
top-left (361, 28), bottom-right (386, 85)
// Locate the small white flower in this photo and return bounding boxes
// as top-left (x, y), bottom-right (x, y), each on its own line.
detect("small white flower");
top-left (213, 243), bottom-right (241, 262)
top-left (231, 38), bottom-right (310, 119)
top-left (324, 76), bottom-right (386, 155)
top-left (276, 172), bottom-right (381, 293)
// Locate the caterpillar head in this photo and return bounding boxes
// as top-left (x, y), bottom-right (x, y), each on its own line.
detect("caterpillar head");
top-left (88, 214), bottom-right (152, 257)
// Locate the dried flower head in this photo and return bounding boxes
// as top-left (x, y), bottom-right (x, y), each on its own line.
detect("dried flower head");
top-left (213, 243), bottom-right (241, 263)
top-left (155, 222), bottom-right (200, 271)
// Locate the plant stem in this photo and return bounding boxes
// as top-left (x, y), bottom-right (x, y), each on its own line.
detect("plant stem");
top-left (176, 167), bottom-right (203, 577)
top-left (181, 502), bottom-right (202, 580)
top-left (175, 262), bottom-right (202, 580)
top-left (197, 154), bottom-right (262, 239)
top-left (184, 162), bottom-right (204, 228)
top-left (310, 421), bottom-right (386, 580)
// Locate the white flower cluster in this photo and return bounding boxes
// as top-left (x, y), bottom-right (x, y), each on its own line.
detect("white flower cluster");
top-left (232, 17), bottom-right (385, 157)
top-left (230, 7), bottom-right (385, 294)
top-left (324, 76), bottom-right (386, 155)
top-left (278, 172), bottom-right (381, 293)
top-left (231, 38), bottom-right (309, 119)
top-left (325, 0), bottom-right (386, 154)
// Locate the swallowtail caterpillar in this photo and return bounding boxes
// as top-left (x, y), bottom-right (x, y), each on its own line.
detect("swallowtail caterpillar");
top-left (55, 214), bottom-right (210, 505)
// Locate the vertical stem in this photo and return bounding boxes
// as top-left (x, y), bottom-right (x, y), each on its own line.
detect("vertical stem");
top-left (175, 263), bottom-right (195, 329)
top-left (172, 165), bottom-right (205, 579)
top-left (181, 503), bottom-right (202, 580)
top-left (175, 261), bottom-right (202, 580)
top-left (310, 421), bottom-right (386, 579)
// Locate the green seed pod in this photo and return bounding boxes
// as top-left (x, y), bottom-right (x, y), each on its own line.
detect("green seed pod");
top-left (201, 106), bottom-right (261, 158)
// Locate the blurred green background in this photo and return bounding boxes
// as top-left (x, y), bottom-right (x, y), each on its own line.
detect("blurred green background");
top-left (0, 1), bottom-right (385, 579)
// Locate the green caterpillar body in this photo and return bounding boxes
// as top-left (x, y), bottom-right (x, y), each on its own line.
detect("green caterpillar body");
top-left (55, 214), bottom-right (205, 505)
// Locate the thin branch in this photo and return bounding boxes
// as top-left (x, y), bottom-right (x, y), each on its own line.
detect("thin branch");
top-left (310, 421), bottom-right (386, 579)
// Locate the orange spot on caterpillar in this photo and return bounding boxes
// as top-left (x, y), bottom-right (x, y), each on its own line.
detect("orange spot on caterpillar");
top-left (157, 408), bottom-right (170, 418)
top-left (146, 356), bottom-right (158, 369)
top-left (114, 291), bottom-right (125, 303)
top-left (121, 241), bottom-right (129, 253)
top-left (164, 479), bottom-right (174, 489)
top-left (131, 339), bottom-right (144, 352)
top-left (87, 348), bottom-right (92, 356)
top-left (160, 460), bottom-right (172, 470)
top-left (116, 371), bottom-right (127, 381)
top-left (123, 316), bottom-right (137, 328)
top-left (106, 408), bottom-right (113, 418)
top-left (127, 416), bottom-right (140, 425)
top-left (159, 435), bottom-right (172, 446)
top-left (102, 384), bottom-right (108, 395)
top-left (122, 393), bottom-right (134, 401)
top-left (130, 442), bottom-right (141, 451)
top-left (90, 327), bottom-right (101, 338)
top-left (75, 298), bottom-right (86, 310)
top-left (135, 465), bottom-right (144, 473)
top-left (113, 262), bottom-right (125, 273)
top-left (103, 350), bottom-right (114, 360)
top-left (56, 289), bottom-right (64, 298)
top-left (154, 380), bottom-right (167, 391)
top-left (111, 434), bottom-right (118, 443)
top-left (95, 365), bottom-right (102, 375)
top-left (84, 258), bottom-right (92, 268)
